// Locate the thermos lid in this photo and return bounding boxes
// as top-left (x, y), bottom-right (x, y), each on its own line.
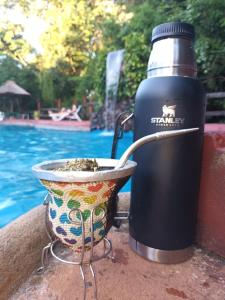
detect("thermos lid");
top-left (151, 22), bottom-right (195, 43)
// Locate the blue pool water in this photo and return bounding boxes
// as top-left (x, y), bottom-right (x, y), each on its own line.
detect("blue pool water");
top-left (0, 126), bottom-right (133, 228)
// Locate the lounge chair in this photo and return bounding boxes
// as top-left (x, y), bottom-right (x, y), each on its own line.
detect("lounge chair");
top-left (48, 105), bottom-right (82, 121)
top-left (0, 111), bottom-right (5, 121)
top-left (48, 109), bottom-right (71, 121)
top-left (67, 105), bottom-right (82, 121)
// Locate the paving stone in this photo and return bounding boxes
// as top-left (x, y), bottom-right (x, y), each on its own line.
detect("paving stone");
top-left (10, 230), bottom-right (225, 300)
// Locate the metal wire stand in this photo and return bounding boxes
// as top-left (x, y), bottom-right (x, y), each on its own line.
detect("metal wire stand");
top-left (37, 193), bottom-right (114, 300)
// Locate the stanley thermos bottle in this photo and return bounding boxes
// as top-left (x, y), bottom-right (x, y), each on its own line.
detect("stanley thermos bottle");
top-left (129, 22), bottom-right (206, 263)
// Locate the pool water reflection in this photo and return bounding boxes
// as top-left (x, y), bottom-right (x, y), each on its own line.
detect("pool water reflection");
top-left (0, 126), bottom-right (132, 227)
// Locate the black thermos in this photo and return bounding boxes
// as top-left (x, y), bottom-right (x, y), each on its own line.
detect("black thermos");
top-left (129, 22), bottom-right (206, 263)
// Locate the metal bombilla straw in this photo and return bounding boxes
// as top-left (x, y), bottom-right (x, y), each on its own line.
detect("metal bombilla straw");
top-left (115, 128), bottom-right (199, 169)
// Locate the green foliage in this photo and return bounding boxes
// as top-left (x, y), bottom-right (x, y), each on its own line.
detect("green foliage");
top-left (34, 0), bottom-right (129, 75)
top-left (0, 56), bottom-right (21, 84)
top-left (0, 56), bottom-right (39, 110)
top-left (123, 33), bottom-right (149, 98)
top-left (50, 66), bottom-right (76, 103)
top-left (100, 18), bottom-right (124, 51)
top-left (90, 51), bottom-right (107, 107)
top-left (19, 66), bottom-right (40, 100)
top-left (39, 71), bottom-right (55, 106)
top-left (0, 22), bottom-right (33, 64)
top-left (0, 0), bottom-right (224, 112)
top-left (184, 0), bottom-right (225, 91)
top-left (121, 0), bottom-right (225, 93)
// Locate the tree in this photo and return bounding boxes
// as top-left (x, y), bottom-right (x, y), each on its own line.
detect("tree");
top-left (122, 32), bottom-right (149, 98)
top-left (0, 22), bottom-right (32, 64)
top-left (39, 71), bottom-right (55, 107)
top-left (0, 55), bottom-right (40, 111)
top-left (183, 0), bottom-right (225, 91)
top-left (126, 0), bottom-right (225, 91)
top-left (34, 0), bottom-right (131, 75)
top-left (1, 0), bottom-right (224, 111)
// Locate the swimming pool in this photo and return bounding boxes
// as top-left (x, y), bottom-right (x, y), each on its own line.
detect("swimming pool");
top-left (0, 126), bottom-right (133, 228)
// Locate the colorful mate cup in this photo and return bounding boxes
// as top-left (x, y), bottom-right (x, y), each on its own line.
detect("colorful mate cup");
top-left (32, 158), bottom-right (136, 252)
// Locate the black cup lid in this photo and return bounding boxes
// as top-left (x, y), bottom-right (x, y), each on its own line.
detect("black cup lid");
top-left (151, 22), bottom-right (195, 43)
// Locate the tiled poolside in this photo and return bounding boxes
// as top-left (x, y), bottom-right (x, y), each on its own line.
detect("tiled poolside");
top-left (0, 118), bottom-right (91, 131)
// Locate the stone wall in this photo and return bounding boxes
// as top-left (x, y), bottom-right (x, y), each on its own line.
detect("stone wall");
top-left (197, 124), bottom-right (225, 257)
top-left (91, 99), bottom-right (134, 131)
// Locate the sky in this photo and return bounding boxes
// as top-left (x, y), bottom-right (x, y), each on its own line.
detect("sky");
top-left (0, 5), bottom-right (47, 53)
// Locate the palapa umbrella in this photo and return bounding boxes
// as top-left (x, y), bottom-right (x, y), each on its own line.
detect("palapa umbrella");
top-left (0, 80), bottom-right (31, 113)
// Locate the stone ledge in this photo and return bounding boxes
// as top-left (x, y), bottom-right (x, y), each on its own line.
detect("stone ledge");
top-left (0, 205), bottom-right (48, 300)
top-left (9, 231), bottom-right (225, 300)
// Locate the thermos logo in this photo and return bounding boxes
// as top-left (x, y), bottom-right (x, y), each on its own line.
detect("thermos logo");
top-left (151, 105), bottom-right (185, 127)
top-left (162, 105), bottom-right (176, 117)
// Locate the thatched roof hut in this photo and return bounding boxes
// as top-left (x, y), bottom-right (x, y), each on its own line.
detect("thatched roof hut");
top-left (0, 80), bottom-right (31, 113)
top-left (0, 80), bottom-right (30, 96)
